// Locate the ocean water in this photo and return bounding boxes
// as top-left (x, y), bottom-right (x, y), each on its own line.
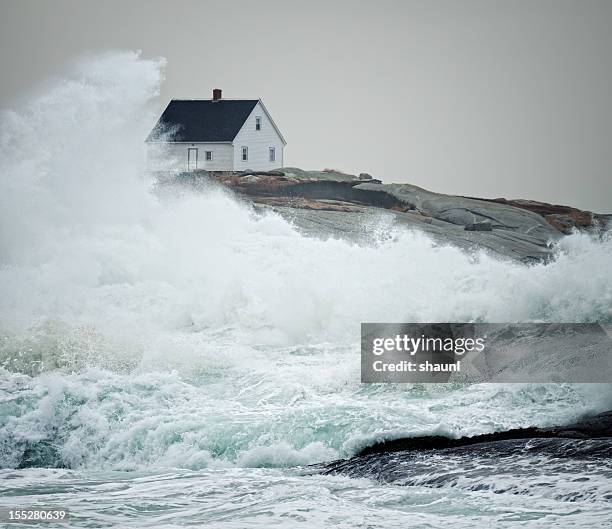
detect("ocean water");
top-left (0, 52), bottom-right (611, 528)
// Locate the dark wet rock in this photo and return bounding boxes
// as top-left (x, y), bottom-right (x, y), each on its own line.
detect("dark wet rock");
top-left (317, 412), bottom-right (612, 487)
top-left (318, 437), bottom-right (612, 498)
top-left (353, 411), bottom-right (612, 457)
top-left (237, 170), bottom-right (286, 177)
top-left (253, 197), bottom-right (366, 213)
top-left (465, 221), bottom-right (493, 231)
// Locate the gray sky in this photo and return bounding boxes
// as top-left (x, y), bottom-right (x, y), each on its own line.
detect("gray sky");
top-left (1, 0), bottom-right (611, 212)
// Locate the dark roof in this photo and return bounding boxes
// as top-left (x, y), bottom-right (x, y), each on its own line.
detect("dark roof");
top-left (146, 99), bottom-right (259, 142)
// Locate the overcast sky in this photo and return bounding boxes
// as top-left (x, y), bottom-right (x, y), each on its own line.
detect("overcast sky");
top-left (1, 0), bottom-right (611, 211)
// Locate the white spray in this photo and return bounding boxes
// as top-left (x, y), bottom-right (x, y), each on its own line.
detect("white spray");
top-left (0, 52), bottom-right (611, 470)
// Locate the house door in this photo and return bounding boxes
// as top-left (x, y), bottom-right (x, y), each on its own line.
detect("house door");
top-left (187, 148), bottom-right (198, 171)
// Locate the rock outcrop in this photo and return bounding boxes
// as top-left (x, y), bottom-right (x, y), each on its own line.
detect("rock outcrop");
top-left (349, 410), bottom-right (612, 458)
top-left (318, 411), bottom-right (612, 486)
top-left (157, 168), bottom-right (608, 262)
top-left (465, 196), bottom-right (611, 235)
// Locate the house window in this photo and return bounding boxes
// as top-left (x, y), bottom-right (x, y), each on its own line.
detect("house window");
top-left (242, 146), bottom-right (248, 161)
top-left (205, 151), bottom-right (213, 161)
top-left (269, 147), bottom-right (276, 163)
top-left (255, 117), bottom-right (261, 131)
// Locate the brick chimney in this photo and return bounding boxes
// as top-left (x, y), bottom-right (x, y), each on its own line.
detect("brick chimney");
top-left (212, 88), bottom-right (222, 101)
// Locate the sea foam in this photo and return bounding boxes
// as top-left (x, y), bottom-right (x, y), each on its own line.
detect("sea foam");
top-left (0, 52), bottom-right (611, 471)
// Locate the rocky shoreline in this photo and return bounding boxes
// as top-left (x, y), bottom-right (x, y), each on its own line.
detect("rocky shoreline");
top-left (318, 411), bottom-right (612, 482)
top-left (157, 168), bottom-right (610, 262)
top-left (352, 410), bottom-right (612, 457)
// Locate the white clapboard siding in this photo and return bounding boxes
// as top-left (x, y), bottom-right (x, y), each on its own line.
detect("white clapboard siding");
top-left (148, 142), bottom-right (234, 172)
top-left (232, 102), bottom-right (285, 171)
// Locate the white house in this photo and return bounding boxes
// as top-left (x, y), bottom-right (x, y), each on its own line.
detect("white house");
top-left (146, 89), bottom-right (286, 173)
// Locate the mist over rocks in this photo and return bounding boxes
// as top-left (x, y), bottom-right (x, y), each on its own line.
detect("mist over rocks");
top-left (161, 168), bottom-right (609, 262)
